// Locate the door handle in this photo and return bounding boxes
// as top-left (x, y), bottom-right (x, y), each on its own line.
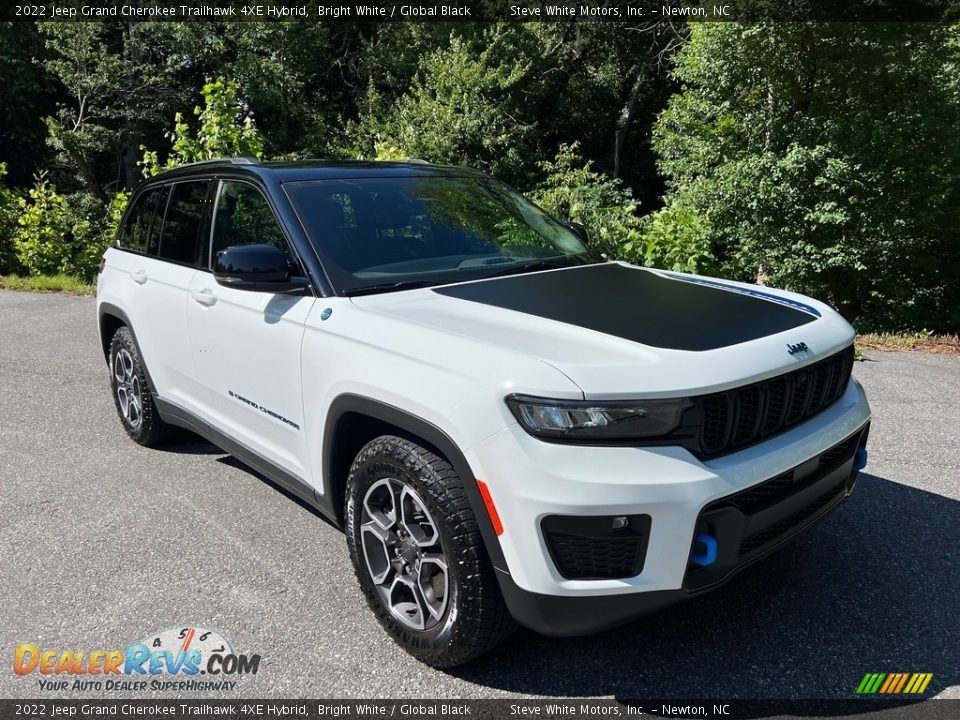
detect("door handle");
top-left (131, 269), bottom-right (147, 285)
top-left (191, 288), bottom-right (218, 307)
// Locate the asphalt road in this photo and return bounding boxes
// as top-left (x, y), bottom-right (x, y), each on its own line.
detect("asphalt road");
top-left (1, 289), bottom-right (958, 701)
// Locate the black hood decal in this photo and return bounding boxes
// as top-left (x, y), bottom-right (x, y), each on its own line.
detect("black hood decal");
top-left (431, 264), bottom-right (817, 352)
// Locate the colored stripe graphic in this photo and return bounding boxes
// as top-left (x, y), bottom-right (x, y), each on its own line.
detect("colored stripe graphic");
top-left (878, 674), bottom-right (896, 693)
top-left (905, 673), bottom-right (934, 694)
top-left (892, 674), bottom-right (909, 693)
top-left (862, 673), bottom-right (885, 694)
top-left (857, 673), bottom-right (932, 694)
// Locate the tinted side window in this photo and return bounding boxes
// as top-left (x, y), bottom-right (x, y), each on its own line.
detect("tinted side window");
top-left (212, 181), bottom-right (290, 261)
top-left (119, 186), bottom-right (168, 255)
top-left (158, 181), bottom-right (211, 266)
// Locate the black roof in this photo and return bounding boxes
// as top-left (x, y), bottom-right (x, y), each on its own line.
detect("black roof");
top-left (150, 157), bottom-right (489, 183)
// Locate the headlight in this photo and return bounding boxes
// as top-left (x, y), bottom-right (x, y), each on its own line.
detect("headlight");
top-left (505, 395), bottom-right (691, 442)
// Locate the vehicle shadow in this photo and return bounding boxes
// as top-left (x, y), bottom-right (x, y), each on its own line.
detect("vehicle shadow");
top-left (155, 431), bottom-right (338, 527)
top-left (214, 454), bottom-right (340, 531)
top-left (153, 434), bottom-right (223, 455)
top-left (452, 474), bottom-right (958, 702)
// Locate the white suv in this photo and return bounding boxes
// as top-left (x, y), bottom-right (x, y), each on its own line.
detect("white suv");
top-left (97, 158), bottom-right (872, 667)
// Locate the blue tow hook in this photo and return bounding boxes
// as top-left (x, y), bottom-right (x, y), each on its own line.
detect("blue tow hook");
top-left (854, 447), bottom-right (868, 472)
top-left (691, 532), bottom-right (718, 567)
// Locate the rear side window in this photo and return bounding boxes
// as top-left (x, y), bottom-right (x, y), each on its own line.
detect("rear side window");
top-left (158, 181), bottom-right (211, 266)
top-left (119, 186), bottom-right (168, 255)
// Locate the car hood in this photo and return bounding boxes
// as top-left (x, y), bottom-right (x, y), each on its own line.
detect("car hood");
top-left (350, 262), bottom-right (855, 399)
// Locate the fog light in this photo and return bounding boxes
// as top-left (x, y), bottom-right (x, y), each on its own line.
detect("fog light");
top-left (541, 514), bottom-right (652, 580)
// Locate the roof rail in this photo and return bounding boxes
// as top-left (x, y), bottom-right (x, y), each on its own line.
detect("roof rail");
top-left (171, 157), bottom-right (260, 169)
top-left (403, 158), bottom-right (431, 165)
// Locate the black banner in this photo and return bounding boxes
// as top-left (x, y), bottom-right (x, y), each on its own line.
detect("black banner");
top-left (3, 699), bottom-right (960, 720)
top-left (4, 0), bottom-right (960, 23)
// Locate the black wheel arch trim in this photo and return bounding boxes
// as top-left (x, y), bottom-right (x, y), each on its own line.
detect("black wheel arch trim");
top-left (321, 394), bottom-right (510, 575)
top-left (98, 303), bottom-right (160, 394)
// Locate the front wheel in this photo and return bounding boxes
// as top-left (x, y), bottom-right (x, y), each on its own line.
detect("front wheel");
top-left (345, 435), bottom-right (515, 667)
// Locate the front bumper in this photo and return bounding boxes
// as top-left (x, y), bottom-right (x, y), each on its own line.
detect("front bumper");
top-left (466, 379), bottom-right (871, 635)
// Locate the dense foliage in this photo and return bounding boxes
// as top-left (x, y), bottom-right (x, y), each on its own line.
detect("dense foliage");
top-left (0, 165), bottom-right (23, 275)
top-left (654, 23), bottom-right (960, 332)
top-left (530, 144), bottom-right (645, 263)
top-left (0, 19), bottom-right (957, 332)
top-left (139, 77), bottom-right (265, 177)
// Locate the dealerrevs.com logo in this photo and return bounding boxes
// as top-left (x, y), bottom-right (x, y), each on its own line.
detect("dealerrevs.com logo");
top-left (13, 626), bottom-right (261, 692)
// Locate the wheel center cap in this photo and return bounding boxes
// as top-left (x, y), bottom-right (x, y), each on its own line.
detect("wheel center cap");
top-left (399, 538), bottom-right (418, 566)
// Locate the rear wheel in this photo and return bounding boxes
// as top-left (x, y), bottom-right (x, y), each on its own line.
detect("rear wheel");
top-left (108, 327), bottom-right (172, 446)
top-left (345, 435), bottom-right (515, 667)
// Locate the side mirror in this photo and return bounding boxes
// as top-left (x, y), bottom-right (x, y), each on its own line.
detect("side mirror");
top-left (561, 221), bottom-right (588, 245)
top-left (213, 244), bottom-right (309, 294)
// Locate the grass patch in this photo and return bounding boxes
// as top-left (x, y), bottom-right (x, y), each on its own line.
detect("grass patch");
top-left (0, 274), bottom-right (95, 296)
top-left (856, 332), bottom-right (960, 356)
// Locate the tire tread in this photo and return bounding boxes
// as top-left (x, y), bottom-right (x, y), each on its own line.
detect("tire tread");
top-left (109, 326), bottom-right (173, 447)
top-left (345, 435), bottom-right (515, 667)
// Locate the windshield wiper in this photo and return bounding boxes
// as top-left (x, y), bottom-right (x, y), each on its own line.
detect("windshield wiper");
top-left (348, 258), bottom-right (581, 295)
top-left (476, 258), bottom-right (576, 280)
top-left (347, 279), bottom-right (440, 296)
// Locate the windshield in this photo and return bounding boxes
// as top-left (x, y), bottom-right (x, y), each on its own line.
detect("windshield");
top-left (283, 175), bottom-right (589, 294)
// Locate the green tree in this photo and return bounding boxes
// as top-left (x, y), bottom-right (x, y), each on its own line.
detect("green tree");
top-left (39, 23), bottom-right (177, 198)
top-left (640, 198), bottom-right (714, 274)
top-left (652, 23), bottom-right (960, 331)
top-left (353, 22), bottom-right (673, 196)
top-left (63, 189), bottom-right (128, 280)
top-left (163, 23), bottom-right (347, 157)
top-left (531, 144), bottom-right (645, 262)
top-left (140, 77), bottom-right (263, 177)
top-left (13, 177), bottom-right (73, 276)
top-left (11, 175), bottom-right (126, 280)
top-left (357, 26), bottom-right (541, 184)
top-left (0, 23), bottom-right (60, 185)
top-left (0, 163), bottom-right (23, 274)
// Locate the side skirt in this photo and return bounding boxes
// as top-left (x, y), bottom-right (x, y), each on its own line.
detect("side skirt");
top-left (154, 397), bottom-right (340, 525)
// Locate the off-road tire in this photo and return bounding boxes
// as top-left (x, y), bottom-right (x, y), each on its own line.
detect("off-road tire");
top-left (108, 326), bottom-right (173, 446)
top-left (345, 435), bottom-right (516, 667)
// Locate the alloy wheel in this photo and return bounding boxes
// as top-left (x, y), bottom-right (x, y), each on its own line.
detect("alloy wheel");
top-left (113, 348), bottom-right (142, 429)
top-left (360, 477), bottom-right (449, 631)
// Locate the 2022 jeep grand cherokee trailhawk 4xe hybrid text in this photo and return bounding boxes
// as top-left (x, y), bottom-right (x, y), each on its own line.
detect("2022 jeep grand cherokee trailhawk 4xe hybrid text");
top-left (97, 158), bottom-right (871, 667)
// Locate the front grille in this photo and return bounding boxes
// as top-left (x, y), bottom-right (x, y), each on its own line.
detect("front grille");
top-left (541, 514), bottom-right (652, 580)
top-left (761, 377), bottom-right (789, 435)
top-left (683, 423), bottom-right (868, 592)
top-left (738, 485), bottom-right (845, 555)
top-left (817, 433), bottom-right (860, 470)
top-left (695, 345), bottom-right (854, 457)
top-left (723, 468), bottom-right (795, 515)
top-left (723, 433), bottom-right (860, 517)
top-left (701, 394), bottom-right (731, 450)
